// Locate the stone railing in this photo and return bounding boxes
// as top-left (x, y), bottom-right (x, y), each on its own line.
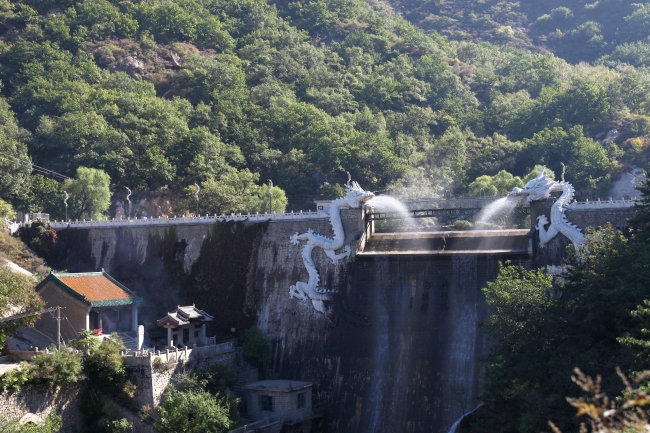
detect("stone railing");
top-left (569, 198), bottom-right (636, 209)
top-left (122, 339), bottom-right (236, 365)
top-left (25, 210), bottom-right (322, 230)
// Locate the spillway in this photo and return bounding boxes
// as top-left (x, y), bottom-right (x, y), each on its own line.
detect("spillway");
top-left (297, 229), bottom-right (533, 433)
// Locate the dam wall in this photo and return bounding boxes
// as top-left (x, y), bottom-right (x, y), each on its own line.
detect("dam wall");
top-left (20, 200), bottom-right (638, 433)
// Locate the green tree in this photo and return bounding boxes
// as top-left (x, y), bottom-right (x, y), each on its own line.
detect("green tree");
top-left (467, 170), bottom-right (523, 197)
top-left (20, 175), bottom-right (64, 218)
top-left (0, 200), bottom-right (16, 221)
top-left (473, 223), bottom-right (645, 433)
top-left (520, 126), bottom-right (611, 196)
top-left (0, 94), bottom-right (32, 200)
top-left (155, 385), bottom-right (232, 433)
top-left (134, 146), bottom-right (176, 190)
top-left (191, 170), bottom-right (287, 215)
top-left (62, 167), bottom-right (111, 220)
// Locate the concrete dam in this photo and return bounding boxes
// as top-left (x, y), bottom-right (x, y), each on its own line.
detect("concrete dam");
top-left (21, 181), bottom-right (637, 433)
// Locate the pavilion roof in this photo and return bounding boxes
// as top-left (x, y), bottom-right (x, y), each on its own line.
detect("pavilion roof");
top-left (36, 271), bottom-right (142, 307)
top-left (157, 305), bottom-right (214, 328)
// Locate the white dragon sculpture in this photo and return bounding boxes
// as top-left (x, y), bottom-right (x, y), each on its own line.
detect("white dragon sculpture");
top-left (290, 181), bottom-right (374, 314)
top-left (510, 166), bottom-right (585, 249)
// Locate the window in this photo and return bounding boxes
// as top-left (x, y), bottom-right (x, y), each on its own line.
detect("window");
top-left (297, 392), bottom-right (306, 409)
top-left (260, 395), bottom-right (273, 411)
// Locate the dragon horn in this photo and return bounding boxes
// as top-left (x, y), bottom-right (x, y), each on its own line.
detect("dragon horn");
top-left (537, 166), bottom-right (546, 179)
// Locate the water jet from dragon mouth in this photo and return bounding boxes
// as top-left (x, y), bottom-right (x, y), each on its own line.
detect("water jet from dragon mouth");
top-left (367, 195), bottom-right (420, 232)
top-left (474, 196), bottom-right (518, 227)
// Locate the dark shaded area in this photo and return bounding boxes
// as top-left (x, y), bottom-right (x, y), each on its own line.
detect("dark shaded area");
top-left (184, 221), bottom-right (268, 341)
top-left (21, 221), bottom-right (267, 342)
top-left (20, 224), bottom-right (94, 271)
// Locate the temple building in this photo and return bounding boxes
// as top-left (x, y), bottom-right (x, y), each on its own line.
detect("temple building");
top-left (157, 305), bottom-right (214, 348)
top-left (35, 270), bottom-right (142, 341)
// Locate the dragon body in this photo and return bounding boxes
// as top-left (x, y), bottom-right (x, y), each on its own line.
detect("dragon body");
top-left (510, 166), bottom-right (585, 249)
top-left (290, 181), bottom-right (374, 314)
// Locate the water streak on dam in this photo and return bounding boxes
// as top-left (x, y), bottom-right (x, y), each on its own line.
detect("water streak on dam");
top-left (316, 229), bottom-right (532, 433)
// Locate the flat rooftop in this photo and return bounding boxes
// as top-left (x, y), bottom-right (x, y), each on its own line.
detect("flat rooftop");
top-left (244, 380), bottom-right (312, 392)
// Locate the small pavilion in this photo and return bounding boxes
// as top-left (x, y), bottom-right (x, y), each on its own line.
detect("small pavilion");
top-left (157, 305), bottom-right (213, 348)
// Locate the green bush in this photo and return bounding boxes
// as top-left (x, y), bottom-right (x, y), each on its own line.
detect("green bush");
top-left (453, 220), bottom-right (472, 230)
top-left (83, 334), bottom-right (126, 393)
top-left (29, 346), bottom-right (82, 388)
top-left (155, 385), bottom-right (232, 433)
top-left (0, 269), bottom-right (44, 350)
top-left (104, 417), bottom-right (133, 433)
top-left (242, 327), bottom-right (271, 370)
top-left (71, 330), bottom-right (100, 351)
top-left (0, 363), bottom-right (29, 392)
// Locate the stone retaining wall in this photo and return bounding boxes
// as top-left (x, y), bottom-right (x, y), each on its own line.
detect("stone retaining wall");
top-left (124, 341), bottom-right (237, 408)
top-left (0, 383), bottom-right (83, 432)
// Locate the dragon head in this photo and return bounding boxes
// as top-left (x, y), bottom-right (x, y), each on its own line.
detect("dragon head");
top-left (341, 181), bottom-right (375, 208)
top-left (510, 166), bottom-right (557, 204)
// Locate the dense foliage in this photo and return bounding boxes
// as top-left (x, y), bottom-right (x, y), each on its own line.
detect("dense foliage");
top-left (29, 346), bottom-right (83, 387)
top-left (0, 0), bottom-right (645, 218)
top-left (155, 371), bottom-right (238, 433)
top-left (385, 0), bottom-right (650, 65)
top-left (83, 335), bottom-right (127, 393)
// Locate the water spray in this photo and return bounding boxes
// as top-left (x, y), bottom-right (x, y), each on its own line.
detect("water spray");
top-left (125, 186), bottom-right (132, 218)
top-left (194, 183), bottom-right (200, 216)
top-left (63, 190), bottom-right (69, 221)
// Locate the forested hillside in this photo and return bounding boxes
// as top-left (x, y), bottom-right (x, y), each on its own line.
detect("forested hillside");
top-left (386, 0), bottom-right (650, 65)
top-left (0, 0), bottom-right (648, 219)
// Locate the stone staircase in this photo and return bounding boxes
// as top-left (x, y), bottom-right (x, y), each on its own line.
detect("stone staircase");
top-left (115, 331), bottom-right (139, 351)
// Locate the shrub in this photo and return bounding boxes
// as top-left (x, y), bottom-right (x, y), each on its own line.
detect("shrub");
top-left (194, 364), bottom-right (238, 395)
top-left (29, 346), bottom-right (82, 387)
top-left (71, 330), bottom-right (100, 351)
top-left (104, 417), bottom-right (133, 433)
top-left (242, 327), bottom-right (271, 369)
top-left (0, 363), bottom-right (29, 391)
top-left (84, 334), bottom-right (126, 393)
top-left (453, 220), bottom-right (472, 230)
top-left (155, 385), bottom-right (232, 433)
